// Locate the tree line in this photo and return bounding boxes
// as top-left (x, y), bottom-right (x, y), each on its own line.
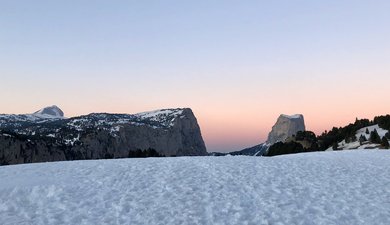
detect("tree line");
top-left (265, 115), bottom-right (390, 157)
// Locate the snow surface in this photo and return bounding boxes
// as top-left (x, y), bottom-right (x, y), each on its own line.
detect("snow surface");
top-left (1, 150), bottom-right (390, 225)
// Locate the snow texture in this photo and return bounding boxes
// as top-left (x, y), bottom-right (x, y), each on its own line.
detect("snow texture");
top-left (0, 150), bottom-right (389, 225)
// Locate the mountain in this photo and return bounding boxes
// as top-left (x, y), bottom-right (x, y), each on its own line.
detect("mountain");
top-left (267, 114), bottom-right (305, 145)
top-left (0, 105), bottom-right (65, 130)
top-left (238, 115), bottom-right (390, 157)
top-left (0, 106), bottom-right (207, 165)
top-left (33, 105), bottom-right (64, 118)
top-left (231, 114), bottom-right (305, 156)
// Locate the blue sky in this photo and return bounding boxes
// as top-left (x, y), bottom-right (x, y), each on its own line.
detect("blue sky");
top-left (1, 1), bottom-right (390, 152)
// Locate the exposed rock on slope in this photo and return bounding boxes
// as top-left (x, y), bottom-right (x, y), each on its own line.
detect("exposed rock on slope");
top-left (0, 107), bottom-right (207, 165)
top-left (267, 114), bottom-right (305, 145)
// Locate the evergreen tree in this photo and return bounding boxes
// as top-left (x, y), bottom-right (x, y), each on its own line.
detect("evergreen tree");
top-left (266, 141), bottom-right (304, 156)
top-left (332, 142), bottom-right (339, 150)
top-left (370, 129), bottom-right (381, 144)
top-left (351, 135), bottom-right (357, 142)
top-left (359, 134), bottom-right (367, 145)
top-left (365, 128), bottom-right (370, 134)
top-left (381, 136), bottom-right (389, 148)
top-left (385, 132), bottom-right (390, 139)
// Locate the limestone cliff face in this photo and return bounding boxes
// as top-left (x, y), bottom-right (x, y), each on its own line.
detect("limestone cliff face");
top-left (70, 108), bottom-right (207, 158)
top-left (230, 114), bottom-right (306, 156)
top-left (0, 107), bottom-right (207, 165)
top-left (267, 114), bottom-right (305, 145)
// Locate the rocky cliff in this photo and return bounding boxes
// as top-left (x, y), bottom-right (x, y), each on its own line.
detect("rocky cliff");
top-left (231, 114), bottom-right (306, 156)
top-left (0, 107), bottom-right (207, 165)
top-left (267, 114), bottom-right (305, 145)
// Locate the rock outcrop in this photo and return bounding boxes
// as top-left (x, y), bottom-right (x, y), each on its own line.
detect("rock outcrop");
top-left (231, 114), bottom-right (305, 156)
top-left (0, 107), bottom-right (207, 165)
top-left (267, 114), bottom-right (305, 145)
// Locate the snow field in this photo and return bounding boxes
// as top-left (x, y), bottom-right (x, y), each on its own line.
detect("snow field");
top-left (0, 150), bottom-right (389, 225)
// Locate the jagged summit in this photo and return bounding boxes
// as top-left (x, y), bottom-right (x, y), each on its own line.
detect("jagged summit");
top-left (33, 105), bottom-right (64, 118)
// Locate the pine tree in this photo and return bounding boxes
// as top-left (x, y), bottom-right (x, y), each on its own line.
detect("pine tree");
top-left (345, 136), bottom-right (350, 144)
top-left (365, 128), bottom-right (370, 134)
top-left (359, 134), bottom-right (367, 145)
top-left (381, 136), bottom-right (389, 148)
top-left (351, 135), bottom-right (357, 142)
top-left (370, 129), bottom-right (381, 144)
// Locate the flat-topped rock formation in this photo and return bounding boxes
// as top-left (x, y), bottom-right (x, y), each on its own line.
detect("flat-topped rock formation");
top-left (0, 106), bottom-right (207, 165)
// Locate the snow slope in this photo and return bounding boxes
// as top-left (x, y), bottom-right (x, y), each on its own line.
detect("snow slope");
top-left (1, 150), bottom-right (389, 225)
top-left (332, 124), bottom-right (389, 150)
top-left (355, 124), bottom-right (388, 140)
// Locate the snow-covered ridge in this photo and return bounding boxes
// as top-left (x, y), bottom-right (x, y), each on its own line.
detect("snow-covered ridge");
top-left (0, 107), bottom-right (186, 130)
top-left (0, 107), bottom-right (190, 145)
top-left (135, 108), bottom-right (184, 120)
top-left (0, 113), bottom-right (62, 127)
top-left (134, 108), bottom-right (185, 127)
top-left (65, 108), bottom-right (187, 131)
top-left (0, 105), bottom-right (65, 127)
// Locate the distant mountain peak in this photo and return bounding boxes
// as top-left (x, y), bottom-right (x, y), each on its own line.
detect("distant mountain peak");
top-left (33, 105), bottom-right (64, 118)
top-left (267, 113), bottom-right (305, 145)
top-left (229, 113), bottom-right (306, 156)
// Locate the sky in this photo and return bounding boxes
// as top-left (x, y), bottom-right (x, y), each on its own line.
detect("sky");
top-left (1, 0), bottom-right (390, 152)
